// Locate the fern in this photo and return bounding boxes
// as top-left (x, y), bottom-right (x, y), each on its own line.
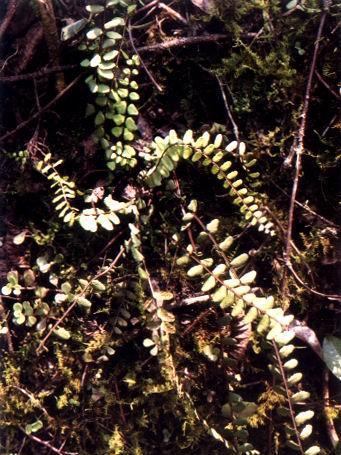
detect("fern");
top-left (141, 130), bottom-right (275, 235)
top-left (80, 1), bottom-right (140, 170)
top-left (35, 153), bottom-right (79, 225)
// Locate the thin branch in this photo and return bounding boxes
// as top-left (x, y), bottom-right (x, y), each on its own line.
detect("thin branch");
top-left (158, 2), bottom-right (187, 25)
top-left (315, 70), bottom-right (341, 100)
top-left (215, 75), bottom-right (240, 141)
top-left (19, 427), bottom-right (76, 455)
top-left (0, 75), bottom-right (82, 144)
top-left (113, 378), bottom-right (127, 425)
top-left (270, 179), bottom-right (340, 230)
top-left (137, 34), bottom-right (229, 53)
top-left (127, 19), bottom-right (163, 92)
top-left (284, 10), bottom-right (328, 263)
top-left (0, 65), bottom-right (78, 83)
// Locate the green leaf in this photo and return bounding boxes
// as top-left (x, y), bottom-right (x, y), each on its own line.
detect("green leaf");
top-left (13, 302), bottom-right (22, 312)
top-left (92, 280), bottom-right (106, 292)
top-left (13, 231), bottom-right (26, 245)
top-left (104, 17), bottom-right (125, 29)
top-left (95, 111), bottom-right (105, 126)
top-left (187, 264), bottom-right (204, 277)
top-left (97, 84), bottom-right (110, 94)
top-left (77, 296), bottom-right (92, 308)
top-left (86, 28), bottom-right (102, 40)
top-left (304, 446), bottom-right (320, 455)
top-left (14, 313), bottom-right (25, 325)
top-left (7, 270), bottom-right (18, 285)
top-left (230, 253), bottom-right (248, 268)
top-left (127, 104), bottom-right (138, 116)
top-left (103, 49), bottom-right (119, 61)
top-left (218, 236), bottom-right (234, 251)
top-left (322, 335), bottom-right (341, 380)
top-left (206, 219), bottom-right (219, 233)
top-left (291, 391), bottom-right (310, 403)
top-left (240, 270), bottom-right (257, 284)
top-left (201, 275), bottom-right (216, 292)
top-left (129, 92), bottom-right (139, 101)
top-left (79, 214), bottom-right (97, 232)
top-left (53, 327), bottom-right (71, 340)
top-left (1, 285), bottom-right (12, 295)
top-left (212, 286), bottom-right (227, 303)
top-left (154, 291), bottom-right (174, 301)
top-left (295, 410), bottom-right (314, 426)
top-left (97, 68), bottom-right (114, 80)
top-left (286, 0), bottom-right (298, 9)
top-left (90, 54), bottom-right (101, 67)
top-left (300, 424), bottom-right (313, 440)
top-left (283, 358), bottom-right (298, 370)
top-left (157, 308), bottom-right (175, 322)
top-left (86, 4), bottom-right (105, 13)
top-left (61, 282), bottom-right (72, 294)
top-left (143, 338), bottom-right (155, 348)
top-left (25, 420), bottom-right (43, 434)
top-left (123, 129), bottom-right (134, 141)
top-left (111, 126), bottom-right (123, 137)
top-left (27, 315), bottom-right (37, 327)
top-left (62, 19), bottom-right (88, 41)
top-left (97, 214), bottom-right (114, 231)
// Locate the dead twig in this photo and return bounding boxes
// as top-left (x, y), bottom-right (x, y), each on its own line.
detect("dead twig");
top-left (19, 427), bottom-right (76, 455)
top-left (315, 70), bottom-right (341, 100)
top-left (113, 378), bottom-right (127, 425)
top-left (128, 19), bottom-right (163, 92)
top-left (215, 74), bottom-right (240, 141)
top-left (137, 34), bottom-right (229, 53)
top-left (0, 65), bottom-right (77, 83)
top-left (0, 75), bottom-right (81, 144)
top-left (284, 10), bottom-right (328, 264)
top-left (158, 2), bottom-right (187, 25)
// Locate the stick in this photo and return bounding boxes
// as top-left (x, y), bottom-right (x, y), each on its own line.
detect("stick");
top-left (215, 74), bottom-right (239, 141)
top-left (284, 10), bottom-right (328, 263)
top-left (137, 34), bottom-right (229, 53)
top-left (128, 19), bottom-right (163, 92)
top-left (0, 65), bottom-right (78, 83)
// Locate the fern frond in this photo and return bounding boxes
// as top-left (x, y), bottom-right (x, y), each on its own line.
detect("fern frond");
top-left (35, 153), bottom-right (79, 225)
top-left (142, 130), bottom-right (275, 236)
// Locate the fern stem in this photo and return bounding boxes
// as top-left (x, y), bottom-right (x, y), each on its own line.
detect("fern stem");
top-left (271, 340), bottom-right (304, 454)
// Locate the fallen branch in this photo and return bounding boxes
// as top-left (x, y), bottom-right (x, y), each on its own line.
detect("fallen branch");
top-left (0, 65), bottom-right (77, 83)
top-left (284, 9), bottom-right (328, 263)
top-left (137, 34), bottom-right (229, 52)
